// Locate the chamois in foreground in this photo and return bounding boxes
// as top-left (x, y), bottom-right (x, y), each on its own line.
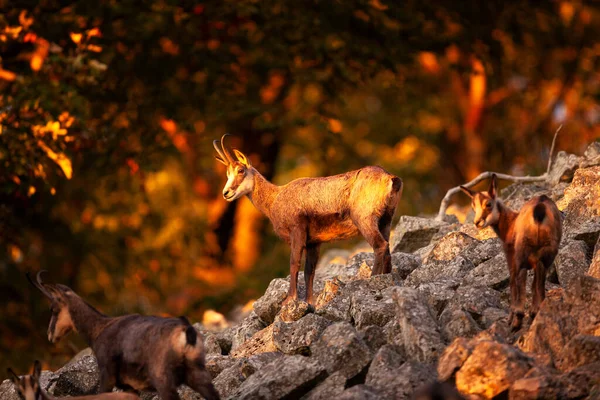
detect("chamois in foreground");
top-left (460, 174), bottom-right (562, 330)
top-left (8, 360), bottom-right (139, 400)
top-left (28, 272), bottom-right (220, 400)
top-left (214, 135), bottom-right (403, 305)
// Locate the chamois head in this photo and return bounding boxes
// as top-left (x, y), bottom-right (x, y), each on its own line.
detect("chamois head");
top-left (460, 174), bottom-right (500, 229)
top-left (27, 271), bottom-right (76, 343)
top-left (7, 360), bottom-right (42, 400)
top-left (213, 134), bottom-right (255, 201)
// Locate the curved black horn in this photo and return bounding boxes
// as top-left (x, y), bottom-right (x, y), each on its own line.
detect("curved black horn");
top-left (220, 133), bottom-right (234, 164)
top-left (26, 270), bottom-right (53, 299)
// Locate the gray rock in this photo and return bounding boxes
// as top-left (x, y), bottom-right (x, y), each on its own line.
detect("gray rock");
top-left (425, 232), bottom-right (479, 263)
top-left (273, 314), bottom-right (331, 355)
top-left (278, 299), bottom-right (312, 323)
top-left (204, 333), bottom-right (226, 356)
top-left (446, 285), bottom-right (503, 318)
top-left (390, 216), bottom-right (449, 253)
top-left (213, 353), bottom-right (284, 399)
top-left (350, 287), bottom-right (396, 329)
top-left (346, 252), bottom-right (375, 270)
top-left (230, 311), bottom-right (267, 351)
top-left (556, 240), bottom-right (591, 288)
top-left (589, 236), bottom-right (600, 279)
top-left (253, 279), bottom-right (289, 324)
top-left (405, 256), bottom-right (474, 288)
top-left (316, 249), bottom-right (351, 274)
top-left (229, 355), bottom-right (327, 400)
top-left (310, 322), bottom-right (372, 379)
top-left (382, 318), bottom-right (404, 350)
top-left (556, 334), bottom-right (600, 372)
top-left (0, 371), bottom-right (54, 400)
top-left (50, 354), bottom-right (99, 396)
top-left (548, 150), bottom-right (583, 185)
top-left (144, 386), bottom-right (204, 400)
top-left (460, 238), bottom-right (503, 267)
top-left (391, 252), bottom-right (421, 279)
top-left (391, 287), bottom-right (445, 363)
top-left (481, 307), bottom-right (509, 328)
top-left (461, 253), bottom-right (509, 290)
top-left (300, 372), bottom-right (347, 400)
top-left (359, 325), bottom-right (389, 354)
top-left (559, 166), bottom-right (600, 235)
top-left (439, 308), bottom-right (482, 342)
top-left (568, 217), bottom-right (600, 249)
top-left (206, 355), bottom-right (237, 379)
top-left (337, 385), bottom-right (380, 399)
top-left (416, 277), bottom-right (461, 316)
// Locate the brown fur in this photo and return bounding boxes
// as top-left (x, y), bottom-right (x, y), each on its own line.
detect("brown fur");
top-left (215, 135), bottom-right (403, 304)
top-left (8, 361), bottom-right (139, 400)
top-left (460, 174), bottom-right (562, 330)
top-left (28, 273), bottom-right (219, 400)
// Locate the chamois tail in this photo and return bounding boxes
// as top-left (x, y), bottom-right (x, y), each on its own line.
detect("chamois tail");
top-left (178, 316), bottom-right (197, 346)
top-left (533, 202), bottom-right (546, 224)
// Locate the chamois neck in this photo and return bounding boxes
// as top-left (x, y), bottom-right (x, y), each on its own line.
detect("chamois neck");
top-left (67, 296), bottom-right (111, 344)
top-left (247, 169), bottom-right (280, 218)
top-left (491, 201), bottom-right (517, 242)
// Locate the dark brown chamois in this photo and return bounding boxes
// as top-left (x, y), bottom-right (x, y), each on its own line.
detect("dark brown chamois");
top-left (8, 360), bottom-right (139, 400)
top-left (460, 174), bottom-right (562, 330)
top-left (28, 272), bottom-right (220, 400)
top-left (214, 134), bottom-right (403, 305)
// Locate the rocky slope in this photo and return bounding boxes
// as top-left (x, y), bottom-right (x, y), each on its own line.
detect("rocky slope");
top-left (2, 143), bottom-right (600, 400)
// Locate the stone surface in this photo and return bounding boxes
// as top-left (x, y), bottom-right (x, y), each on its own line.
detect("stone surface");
top-left (558, 166), bottom-right (600, 234)
top-left (315, 249), bottom-right (351, 275)
top-left (310, 322), bottom-right (372, 379)
top-left (300, 371), bottom-right (347, 400)
top-left (460, 238), bottom-right (503, 267)
top-left (589, 237), bottom-right (600, 279)
top-left (273, 313), bottom-right (331, 355)
top-left (455, 340), bottom-right (534, 399)
top-left (229, 355), bottom-right (327, 400)
top-left (278, 300), bottom-right (312, 323)
top-left (405, 256), bottom-right (474, 288)
top-left (391, 287), bottom-right (445, 363)
top-left (230, 325), bottom-right (277, 358)
top-left (555, 334), bottom-right (600, 372)
top-left (336, 385), bottom-right (380, 399)
top-left (461, 253), bottom-right (509, 290)
top-left (547, 150), bottom-right (583, 185)
top-left (437, 337), bottom-right (475, 381)
top-left (439, 308), bottom-right (481, 342)
top-left (425, 232), bottom-right (479, 263)
top-left (416, 277), bottom-right (461, 316)
top-left (391, 252), bottom-right (421, 279)
top-left (253, 278), bottom-right (289, 324)
top-left (390, 216), bottom-right (449, 253)
top-left (50, 354), bottom-right (99, 396)
top-left (350, 287), bottom-right (396, 329)
top-left (358, 325), bottom-right (388, 354)
top-left (315, 278), bottom-right (343, 310)
top-left (555, 240), bottom-right (591, 288)
top-left (206, 354), bottom-right (237, 378)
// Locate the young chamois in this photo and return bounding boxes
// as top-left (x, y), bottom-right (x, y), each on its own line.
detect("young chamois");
top-left (8, 360), bottom-right (139, 400)
top-left (214, 134), bottom-right (403, 305)
top-left (460, 174), bottom-right (562, 330)
top-left (28, 272), bottom-right (220, 400)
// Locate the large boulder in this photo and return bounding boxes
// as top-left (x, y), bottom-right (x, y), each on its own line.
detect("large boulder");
top-left (310, 322), bottom-right (373, 379)
top-left (253, 278), bottom-right (289, 324)
top-left (390, 216), bottom-right (449, 253)
top-left (391, 287), bottom-right (445, 363)
top-left (416, 277), bottom-right (461, 316)
top-left (228, 355), bottom-right (327, 400)
top-left (230, 325), bottom-right (277, 358)
top-left (301, 371), bottom-right (347, 400)
top-left (230, 312), bottom-right (267, 351)
top-left (49, 353), bottom-right (99, 396)
top-left (405, 256), bottom-right (474, 288)
top-left (555, 240), bottom-right (591, 288)
top-left (558, 166), bottom-right (600, 235)
top-left (589, 237), bottom-right (600, 279)
top-left (350, 286), bottom-right (396, 329)
top-left (424, 232), bottom-right (479, 263)
top-left (461, 253), bottom-right (509, 290)
top-left (273, 314), bottom-right (331, 355)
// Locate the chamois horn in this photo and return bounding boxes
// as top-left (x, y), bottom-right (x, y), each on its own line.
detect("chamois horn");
top-left (27, 270), bottom-right (54, 299)
top-left (213, 134), bottom-right (234, 165)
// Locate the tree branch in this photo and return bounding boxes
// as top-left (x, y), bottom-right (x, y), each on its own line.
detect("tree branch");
top-left (436, 125), bottom-right (562, 221)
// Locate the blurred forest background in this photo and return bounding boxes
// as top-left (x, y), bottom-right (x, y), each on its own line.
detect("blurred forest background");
top-left (1, 0), bottom-right (598, 372)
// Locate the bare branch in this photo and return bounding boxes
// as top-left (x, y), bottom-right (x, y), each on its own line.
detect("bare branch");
top-left (546, 124), bottom-right (562, 174)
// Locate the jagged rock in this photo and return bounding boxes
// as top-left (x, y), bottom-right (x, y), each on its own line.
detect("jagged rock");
top-left (569, 217), bottom-right (600, 249)
top-left (350, 286), bottom-right (396, 329)
top-left (390, 216), bottom-right (449, 253)
top-left (204, 333), bottom-right (225, 355)
top-left (558, 166), bottom-right (600, 234)
top-left (382, 318), bottom-right (404, 349)
top-left (416, 277), bottom-right (461, 316)
top-left (455, 340), bottom-right (534, 399)
top-left (425, 232), bottom-right (479, 263)
top-left (356, 261), bottom-right (373, 280)
top-left (391, 252), bottom-right (421, 279)
top-left (391, 287), bottom-right (445, 363)
top-left (213, 353), bottom-right (284, 399)
top-left (481, 307), bottom-right (508, 328)
top-left (315, 278), bottom-right (343, 310)
top-left (0, 371), bottom-right (54, 400)
top-left (50, 354), bottom-right (99, 396)
top-left (460, 223), bottom-right (497, 241)
top-left (253, 279), bottom-right (289, 324)
top-left (509, 370), bottom-right (564, 400)
top-left (555, 240), bottom-right (591, 288)
top-left (413, 382), bottom-right (465, 400)
top-left (278, 300), bottom-right (312, 323)
top-left (359, 325), bottom-right (388, 354)
top-left (548, 150), bottom-right (583, 185)
top-left (230, 311), bottom-right (267, 351)
top-left (555, 334), bottom-right (600, 372)
top-left (230, 325), bottom-right (277, 358)
top-left (315, 249), bottom-right (351, 274)
top-left (589, 237), bottom-right (600, 279)
top-left (460, 238), bottom-right (503, 267)
top-left (561, 361), bottom-right (600, 398)
top-left (461, 253), bottom-right (509, 290)
top-left (301, 371), bottom-right (347, 400)
top-left (229, 355), bottom-right (327, 400)
top-left (337, 385), bottom-right (380, 399)
top-left (446, 285), bottom-right (503, 318)
top-left (206, 354), bottom-right (237, 378)
top-left (144, 386), bottom-right (205, 400)
top-left (405, 256), bottom-right (474, 288)
top-left (413, 243), bottom-right (435, 262)
top-left (273, 313), bottom-right (331, 355)
top-left (582, 141), bottom-right (600, 166)
top-left (439, 308), bottom-right (481, 342)
top-left (310, 322), bottom-right (372, 379)
top-left (437, 337), bottom-right (475, 381)
top-left (346, 252), bottom-right (375, 271)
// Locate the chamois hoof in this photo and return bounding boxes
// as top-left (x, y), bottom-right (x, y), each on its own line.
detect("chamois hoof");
top-left (508, 311), bottom-right (524, 331)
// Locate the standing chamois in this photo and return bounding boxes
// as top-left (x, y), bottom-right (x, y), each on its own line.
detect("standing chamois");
top-left (28, 272), bottom-right (220, 400)
top-left (8, 360), bottom-right (139, 400)
top-left (460, 174), bottom-right (562, 330)
top-left (214, 134), bottom-right (403, 305)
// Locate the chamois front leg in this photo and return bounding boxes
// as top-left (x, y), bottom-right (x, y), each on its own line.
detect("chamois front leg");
top-left (356, 216), bottom-right (389, 275)
top-left (304, 243), bottom-right (320, 305)
top-left (283, 227), bottom-right (307, 305)
top-left (186, 365), bottom-right (220, 400)
top-left (97, 363), bottom-right (117, 394)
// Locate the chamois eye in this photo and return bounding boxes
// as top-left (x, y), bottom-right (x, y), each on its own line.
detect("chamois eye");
top-left (485, 202), bottom-right (492, 209)
top-left (237, 168), bottom-right (244, 175)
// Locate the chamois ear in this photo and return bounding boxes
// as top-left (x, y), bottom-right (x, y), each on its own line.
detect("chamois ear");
top-left (33, 361), bottom-right (41, 381)
top-left (459, 185), bottom-right (475, 198)
top-left (7, 368), bottom-right (20, 385)
top-left (233, 149), bottom-right (251, 167)
top-left (488, 174), bottom-right (497, 199)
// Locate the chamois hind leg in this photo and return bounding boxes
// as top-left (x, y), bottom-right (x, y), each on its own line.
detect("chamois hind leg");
top-left (378, 210), bottom-right (394, 274)
top-left (152, 372), bottom-right (181, 400)
top-left (283, 227), bottom-right (307, 305)
top-left (356, 216), bottom-right (389, 276)
top-left (304, 243), bottom-right (320, 305)
top-left (509, 246), bottom-right (529, 330)
top-left (530, 258), bottom-right (545, 320)
top-left (97, 359), bottom-right (117, 393)
top-left (186, 365), bottom-right (220, 400)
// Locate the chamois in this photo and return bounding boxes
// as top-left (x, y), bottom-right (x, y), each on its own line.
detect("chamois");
top-left (28, 272), bottom-right (220, 400)
top-left (8, 360), bottom-right (139, 400)
top-left (214, 134), bottom-right (403, 305)
top-left (460, 174), bottom-right (562, 330)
